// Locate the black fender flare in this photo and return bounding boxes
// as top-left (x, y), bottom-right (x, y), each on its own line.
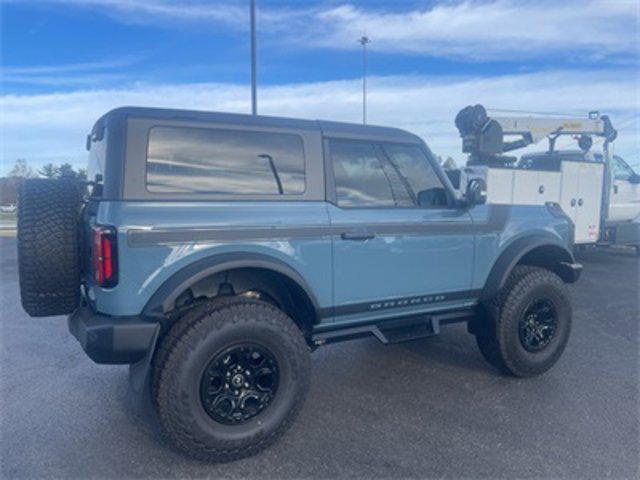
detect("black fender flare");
top-left (480, 235), bottom-right (578, 301)
top-left (142, 252), bottom-right (321, 319)
top-left (131, 253), bottom-right (322, 401)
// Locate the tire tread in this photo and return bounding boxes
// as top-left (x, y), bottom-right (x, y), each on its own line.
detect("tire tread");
top-left (17, 179), bottom-right (81, 316)
top-left (476, 265), bottom-right (571, 377)
top-left (152, 297), bottom-right (310, 462)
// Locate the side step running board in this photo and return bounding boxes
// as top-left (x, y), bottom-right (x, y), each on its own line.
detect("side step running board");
top-left (311, 309), bottom-right (475, 346)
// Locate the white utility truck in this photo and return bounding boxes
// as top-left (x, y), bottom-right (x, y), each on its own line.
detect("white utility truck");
top-left (452, 105), bottom-right (640, 253)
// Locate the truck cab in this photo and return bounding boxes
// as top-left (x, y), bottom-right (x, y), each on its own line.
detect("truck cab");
top-left (607, 154), bottom-right (640, 223)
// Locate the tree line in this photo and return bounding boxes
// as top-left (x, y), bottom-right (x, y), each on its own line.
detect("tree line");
top-left (7, 159), bottom-right (87, 181)
top-left (1, 159), bottom-right (87, 205)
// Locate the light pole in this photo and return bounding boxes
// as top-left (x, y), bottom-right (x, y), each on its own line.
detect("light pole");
top-left (250, 0), bottom-right (257, 115)
top-left (358, 36), bottom-right (370, 125)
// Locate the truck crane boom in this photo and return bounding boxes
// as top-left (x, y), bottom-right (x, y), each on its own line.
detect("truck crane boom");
top-left (454, 104), bottom-right (617, 166)
top-left (451, 104), bottom-right (639, 253)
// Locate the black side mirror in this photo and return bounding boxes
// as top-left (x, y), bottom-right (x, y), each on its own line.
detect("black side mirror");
top-left (466, 178), bottom-right (487, 205)
top-left (417, 187), bottom-right (448, 207)
top-left (628, 173), bottom-right (640, 184)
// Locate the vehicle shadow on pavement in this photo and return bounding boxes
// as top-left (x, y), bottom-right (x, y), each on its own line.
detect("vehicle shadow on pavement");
top-left (393, 329), bottom-right (493, 375)
top-left (575, 246), bottom-right (639, 263)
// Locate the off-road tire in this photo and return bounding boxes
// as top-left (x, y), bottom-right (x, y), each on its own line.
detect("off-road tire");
top-left (152, 297), bottom-right (311, 462)
top-left (17, 178), bottom-right (81, 317)
top-left (475, 266), bottom-right (572, 377)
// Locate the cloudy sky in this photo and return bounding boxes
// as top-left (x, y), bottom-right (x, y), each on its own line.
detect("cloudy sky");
top-left (1, 0), bottom-right (639, 174)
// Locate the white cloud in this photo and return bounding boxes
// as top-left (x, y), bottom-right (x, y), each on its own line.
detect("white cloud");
top-left (309, 1), bottom-right (639, 59)
top-left (2, 58), bottom-right (141, 87)
top-left (11, 0), bottom-right (248, 28)
top-left (10, 0), bottom-right (640, 60)
top-left (2, 58), bottom-right (139, 75)
top-left (4, 0), bottom-right (307, 32)
top-left (2, 69), bottom-right (638, 174)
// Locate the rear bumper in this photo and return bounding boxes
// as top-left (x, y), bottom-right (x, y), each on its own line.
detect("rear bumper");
top-left (68, 305), bottom-right (159, 364)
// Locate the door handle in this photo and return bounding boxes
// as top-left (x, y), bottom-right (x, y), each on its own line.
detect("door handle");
top-left (613, 185), bottom-right (619, 194)
top-left (340, 232), bottom-right (375, 241)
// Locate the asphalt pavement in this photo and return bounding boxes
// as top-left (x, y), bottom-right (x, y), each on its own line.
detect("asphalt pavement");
top-left (1, 237), bottom-right (638, 479)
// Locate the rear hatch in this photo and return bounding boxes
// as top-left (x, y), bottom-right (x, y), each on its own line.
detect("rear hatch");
top-left (82, 126), bottom-right (118, 295)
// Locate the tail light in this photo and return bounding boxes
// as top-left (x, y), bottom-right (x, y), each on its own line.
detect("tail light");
top-left (92, 226), bottom-right (118, 288)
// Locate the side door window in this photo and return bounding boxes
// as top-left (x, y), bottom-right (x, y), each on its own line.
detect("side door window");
top-left (609, 155), bottom-right (638, 222)
top-left (330, 140), bottom-right (413, 207)
top-left (612, 156), bottom-right (634, 181)
top-left (381, 144), bottom-right (449, 207)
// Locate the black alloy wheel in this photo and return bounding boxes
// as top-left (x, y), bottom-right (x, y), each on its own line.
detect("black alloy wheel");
top-left (518, 298), bottom-right (558, 352)
top-left (200, 343), bottom-right (279, 425)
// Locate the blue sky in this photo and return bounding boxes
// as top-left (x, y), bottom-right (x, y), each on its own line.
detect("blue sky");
top-left (1, 0), bottom-right (639, 173)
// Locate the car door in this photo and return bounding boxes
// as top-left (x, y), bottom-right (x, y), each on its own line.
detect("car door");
top-left (325, 138), bottom-right (475, 324)
top-left (609, 155), bottom-right (640, 223)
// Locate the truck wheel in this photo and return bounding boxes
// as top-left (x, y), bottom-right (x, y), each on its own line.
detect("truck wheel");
top-left (17, 178), bottom-right (81, 317)
top-left (475, 266), bottom-right (571, 377)
top-left (152, 298), bottom-right (310, 462)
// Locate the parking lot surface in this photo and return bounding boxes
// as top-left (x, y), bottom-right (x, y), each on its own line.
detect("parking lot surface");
top-left (1, 237), bottom-right (638, 479)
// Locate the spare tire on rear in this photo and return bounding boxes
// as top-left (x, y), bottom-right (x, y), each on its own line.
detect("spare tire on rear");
top-left (18, 179), bottom-right (82, 317)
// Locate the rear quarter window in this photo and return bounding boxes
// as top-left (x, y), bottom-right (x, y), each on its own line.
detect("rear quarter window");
top-left (146, 126), bottom-right (305, 194)
top-left (87, 131), bottom-right (107, 182)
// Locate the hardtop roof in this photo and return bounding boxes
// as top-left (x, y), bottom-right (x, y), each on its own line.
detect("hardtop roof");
top-left (93, 106), bottom-right (423, 144)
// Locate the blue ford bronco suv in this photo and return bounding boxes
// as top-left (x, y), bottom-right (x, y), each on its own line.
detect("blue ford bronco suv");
top-left (17, 107), bottom-right (581, 462)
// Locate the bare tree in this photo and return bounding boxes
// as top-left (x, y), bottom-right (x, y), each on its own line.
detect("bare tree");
top-left (57, 163), bottom-right (77, 178)
top-left (442, 157), bottom-right (458, 170)
top-left (38, 163), bottom-right (58, 178)
top-left (8, 159), bottom-right (35, 178)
